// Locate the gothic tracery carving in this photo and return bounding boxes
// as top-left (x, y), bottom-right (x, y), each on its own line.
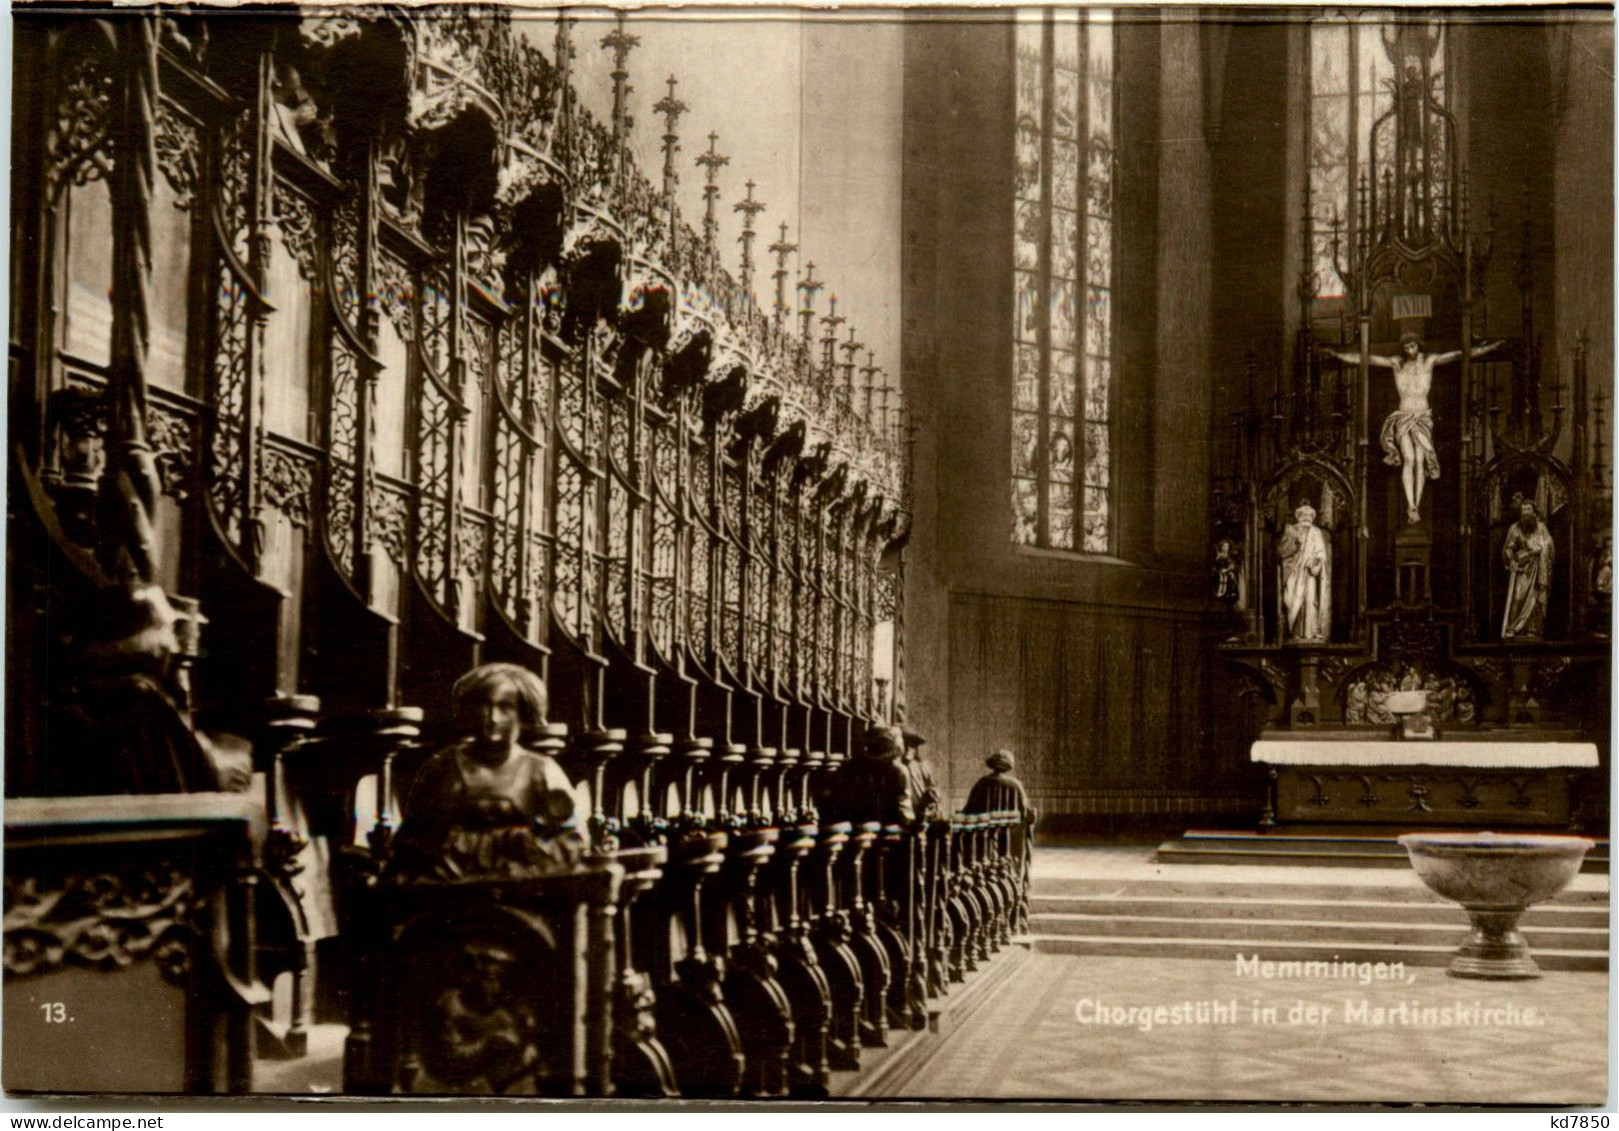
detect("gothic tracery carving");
top-left (153, 100), bottom-right (199, 209)
top-left (46, 35), bottom-right (116, 197)
top-left (263, 446), bottom-right (315, 529)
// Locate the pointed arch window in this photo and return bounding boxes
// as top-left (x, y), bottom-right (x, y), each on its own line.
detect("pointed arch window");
top-left (1308, 14), bottom-right (1449, 302)
top-left (1012, 7), bottom-right (1115, 554)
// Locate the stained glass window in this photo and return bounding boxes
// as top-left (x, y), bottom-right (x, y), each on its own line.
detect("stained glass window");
top-left (1308, 15), bottom-right (1447, 301)
top-left (1013, 8), bottom-right (1114, 553)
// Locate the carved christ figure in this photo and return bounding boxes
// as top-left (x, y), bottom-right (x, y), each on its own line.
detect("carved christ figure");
top-left (1330, 334), bottom-right (1505, 524)
top-left (1278, 502), bottom-right (1331, 643)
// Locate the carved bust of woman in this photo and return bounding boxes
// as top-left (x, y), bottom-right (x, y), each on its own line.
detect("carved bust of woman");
top-left (392, 664), bottom-right (582, 880)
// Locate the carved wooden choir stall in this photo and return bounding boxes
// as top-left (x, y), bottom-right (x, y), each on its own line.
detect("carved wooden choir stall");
top-left (5, 7), bottom-right (1032, 1096)
top-left (1211, 20), bottom-right (1609, 830)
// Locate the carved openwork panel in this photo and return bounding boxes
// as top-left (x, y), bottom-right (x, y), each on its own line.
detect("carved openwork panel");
top-left (45, 26), bottom-right (116, 200)
top-left (552, 348), bottom-right (601, 644)
top-left (198, 112), bottom-right (263, 551)
top-left (813, 511), bottom-right (836, 704)
top-left (648, 415), bottom-right (683, 659)
top-left (719, 456), bottom-right (746, 672)
top-left (776, 483), bottom-right (801, 693)
top-left (489, 315), bottom-right (536, 629)
top-left (685, 423), bottom-right (716, 666)
top-left (746, 458), bottom-right (774, 685)
top-left (154, 99), bottom-right (199, 211)
top-left (838, 515), bottom-right (861, 710)
top-left (603, 394), bottom-right (635, 644)
top-left (208, 259), bottom-right (252, 546)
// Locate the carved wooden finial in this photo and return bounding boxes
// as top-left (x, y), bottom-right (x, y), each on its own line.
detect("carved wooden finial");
top-left (652, 74), bottom-right (687, 255)
top-left (734, 180), bottom-right (767, 300)
top-left (696, 132), bottom-right (730, 269)
top-left (600, 13), bottom-right (639, 197)
top-left (769, 222), bottom-right (798, 329)
top-left (797, 261), bottom-right (823, 343)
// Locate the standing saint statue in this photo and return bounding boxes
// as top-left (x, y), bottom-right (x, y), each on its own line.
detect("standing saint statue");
top-left (1279, 502), bottom-right (1331, 643)
top-left (1501, 499), bottom-right (1554, 639)
top-left (1330, 334), bottom-right (1504, 524)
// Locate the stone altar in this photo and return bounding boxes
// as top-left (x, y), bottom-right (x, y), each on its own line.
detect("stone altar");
top-left (1252, 736), bottom-right (1598, 829)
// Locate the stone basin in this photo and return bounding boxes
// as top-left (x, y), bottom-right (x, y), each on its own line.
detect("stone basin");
top-left (1399, 831), bottom-right (1594, 979)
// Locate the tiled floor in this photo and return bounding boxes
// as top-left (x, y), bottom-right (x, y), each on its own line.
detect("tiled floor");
top-left (891, 845), bottom-right (1609, 1104)
top-left (891, 951), bottom-right (1608, 1104)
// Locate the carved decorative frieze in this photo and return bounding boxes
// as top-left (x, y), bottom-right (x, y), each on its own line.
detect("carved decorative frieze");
top-left (46, 37), bottom-right (115, 197)
top-left (1272, 767), bottom-right (1577, 826)
top-left (368, 485), bottom-right (409, 563)
top-left (1318, 654), bottom-right (1357, 687)
top-left (459, 514), bottom-right (488, 588)
top-left (154, 100), bottom-right (199, 209)
top-left (147, 404), bottom-right (196, 502)
top-left (262, 445), bottom-right (314, 529)
top-left (1530, 656), bottom-right (1573, 696)
top-left (4, 864), bottom-right (195, 985)
top-left (274, 187), bottom-right (320, 282)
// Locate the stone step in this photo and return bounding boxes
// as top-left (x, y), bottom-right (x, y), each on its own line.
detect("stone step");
top-left (1155, 844), bottom-right (1611, 873)
top-left (1029, 911), bottom-right (1608, 951)
top-left (1171, 830), bottom-right (1610, 854)
top-left (1030, 874), bottom-right (1609, 904)
top-left (1025, 934), bottom-right (1608, 973)
top-left (1029, 894), bottom-right (1609, 929)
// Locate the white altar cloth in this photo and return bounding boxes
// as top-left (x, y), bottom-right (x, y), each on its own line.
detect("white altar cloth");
top-left (1251, 740), bottom-right (1598, 769)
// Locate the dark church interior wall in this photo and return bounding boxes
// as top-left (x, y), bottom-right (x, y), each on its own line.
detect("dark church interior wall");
top-left (902, 10), bottom-right (1255, 827)
top-left (1549, 17), bottom-right (1615, 423)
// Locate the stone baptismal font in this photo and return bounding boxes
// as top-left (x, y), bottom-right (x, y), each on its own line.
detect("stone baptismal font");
top-left (1399, 832), bottom-right (1594, 979)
